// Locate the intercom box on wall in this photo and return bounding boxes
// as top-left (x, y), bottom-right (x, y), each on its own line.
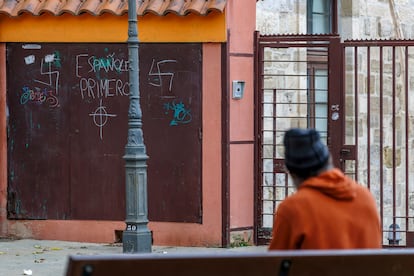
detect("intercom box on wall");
top-left (232, 80), bottom-right (245, 99)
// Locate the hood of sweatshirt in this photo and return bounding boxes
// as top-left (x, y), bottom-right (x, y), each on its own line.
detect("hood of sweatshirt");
top-left (299, 168), bottom-right (357, 200)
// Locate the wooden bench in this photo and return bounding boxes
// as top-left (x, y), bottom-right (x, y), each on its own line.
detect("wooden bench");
top-left (65, 249), bottom-right (414, 276)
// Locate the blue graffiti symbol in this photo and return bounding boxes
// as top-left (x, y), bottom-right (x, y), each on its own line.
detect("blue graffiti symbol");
top-left (163, 100), bottom-right (192, 126)
top-left (20, 86), bottom-right (59, 108)
top-left (20, 86), bottom-right (31, 104)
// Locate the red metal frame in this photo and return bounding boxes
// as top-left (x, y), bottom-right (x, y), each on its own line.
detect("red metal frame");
top-left (255, 34), bottom-right (414, 247)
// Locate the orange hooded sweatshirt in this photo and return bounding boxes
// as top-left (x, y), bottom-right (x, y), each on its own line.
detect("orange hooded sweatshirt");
top-left (268, 168), bottom-right (382, 250)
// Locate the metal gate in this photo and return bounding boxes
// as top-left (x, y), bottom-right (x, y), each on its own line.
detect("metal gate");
top-left (255, 33), bottom-right (414, 247)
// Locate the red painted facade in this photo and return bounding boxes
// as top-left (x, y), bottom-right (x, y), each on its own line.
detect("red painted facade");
top-left (0, 0), bottom-right (256, 247)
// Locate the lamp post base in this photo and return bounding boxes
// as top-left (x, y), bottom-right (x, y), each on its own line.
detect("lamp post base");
top-left (122, 229), bottom-right (152, 253)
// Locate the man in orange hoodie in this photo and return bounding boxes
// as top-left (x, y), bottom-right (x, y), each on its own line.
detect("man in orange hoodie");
top-left (268, 128), bottom-right (382, 250)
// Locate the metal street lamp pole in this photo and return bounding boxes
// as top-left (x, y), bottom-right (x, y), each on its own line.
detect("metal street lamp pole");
top-left (123, 0), bottom-right (152, 253)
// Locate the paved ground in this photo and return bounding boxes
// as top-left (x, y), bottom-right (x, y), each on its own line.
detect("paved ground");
top-left (0, 239), bottom-right (268, 276)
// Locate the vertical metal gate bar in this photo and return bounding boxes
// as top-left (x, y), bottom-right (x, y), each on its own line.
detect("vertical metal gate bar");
top-left (405, 46), bottom-right (409, 238)
top-left (257, 41), bottom-right (264, 240)
top-left (367, 46), bottom-right (371, 190)
top-left (404, 46), bottom-right (409, 238)
top-left (354, 46), bottom-right (359, 182)
top-left (392, 46), bottom-right (397, 243)
top-left (256, 41), bottom-right (261, 240)
top-left (379, 46), bottom-right (384, 244)
top-left (328, 37), bottom-right (343, 169)
top-left (273, 88), bottom-right (277, 212)
top-left (254, 31), bottom-right (260, 245)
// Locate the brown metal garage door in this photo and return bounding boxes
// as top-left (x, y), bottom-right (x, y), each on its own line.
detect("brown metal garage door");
top-left (7, 43), bottom-right (202, 222)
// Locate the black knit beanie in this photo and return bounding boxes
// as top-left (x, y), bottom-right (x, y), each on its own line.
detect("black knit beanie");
top-left (283, 128), bottom-right (329, 178)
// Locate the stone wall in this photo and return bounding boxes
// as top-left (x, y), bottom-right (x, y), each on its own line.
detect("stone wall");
top-left (256, 0), bottom-right (414, 39)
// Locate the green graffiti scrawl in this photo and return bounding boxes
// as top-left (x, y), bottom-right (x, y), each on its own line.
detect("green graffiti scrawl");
top-left (53, 51), bottom-right (62, 68)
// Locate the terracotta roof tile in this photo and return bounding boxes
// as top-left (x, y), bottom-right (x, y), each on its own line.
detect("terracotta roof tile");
top-left (0, 0), bottom-right (227, 17)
